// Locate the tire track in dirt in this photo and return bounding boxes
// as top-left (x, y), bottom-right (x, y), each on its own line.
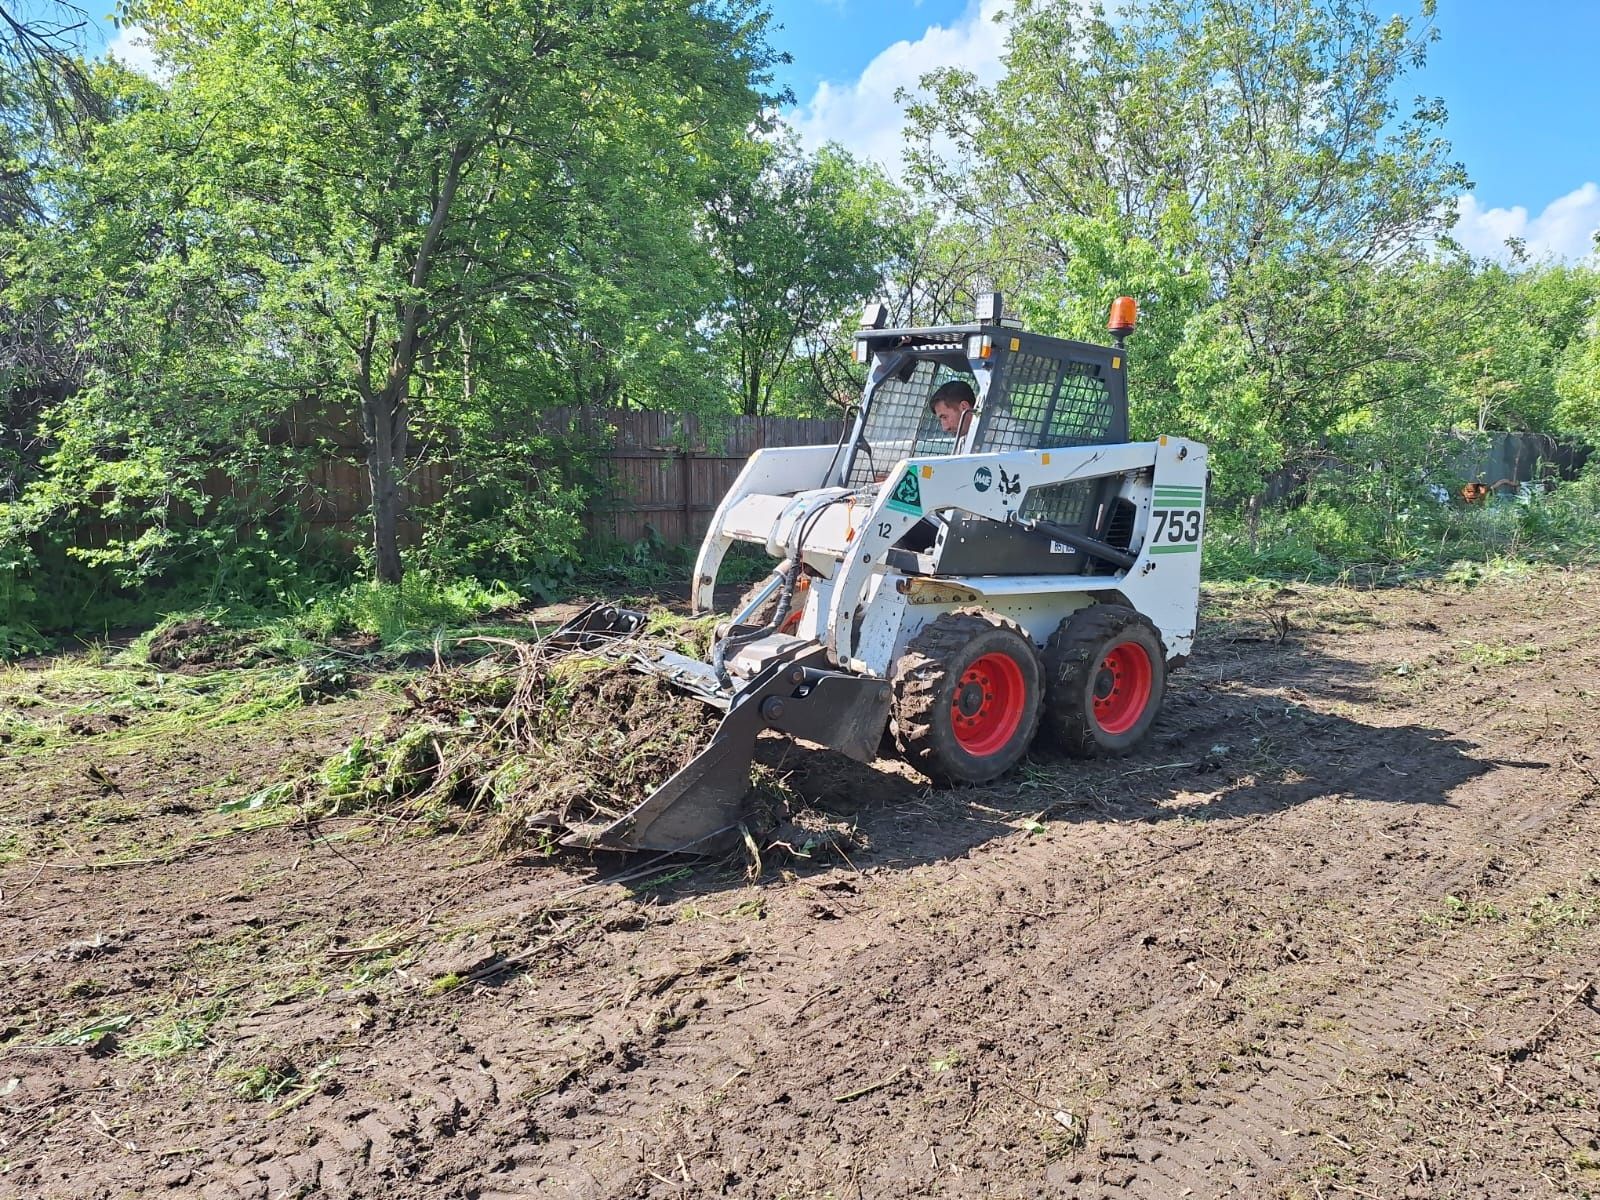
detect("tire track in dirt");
top-left (494, 691), bottom-right (1600, 1198)
top-left (1087, 785), bottom-right (1600, 1198)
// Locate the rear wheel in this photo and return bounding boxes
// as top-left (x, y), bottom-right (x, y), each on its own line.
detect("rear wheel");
top-left (891, 610), bottom-right (1044, 785)
top-left (1042, 605), bottom-right (1166, 756)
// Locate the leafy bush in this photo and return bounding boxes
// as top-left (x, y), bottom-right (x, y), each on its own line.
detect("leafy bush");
top-left (1206, 465), bottom-right (1600, 583)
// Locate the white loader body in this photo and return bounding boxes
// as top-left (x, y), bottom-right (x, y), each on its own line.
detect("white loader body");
top-left (693, 436), bottom-right (1207, 681)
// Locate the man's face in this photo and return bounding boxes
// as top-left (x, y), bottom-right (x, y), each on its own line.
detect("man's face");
top-left (934, 400), bottom-right (972, 435)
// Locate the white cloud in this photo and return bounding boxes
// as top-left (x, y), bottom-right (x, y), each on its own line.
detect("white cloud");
top-left (106, 24), bottom-right (163, 80)
top-left (1453, 183), bottom-right (1600, 264)
top-left (784, 0), bottom-right (1010, 176)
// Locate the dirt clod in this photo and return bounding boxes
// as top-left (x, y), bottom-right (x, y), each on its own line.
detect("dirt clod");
top-left (144, 616), bottom-right (257, 669)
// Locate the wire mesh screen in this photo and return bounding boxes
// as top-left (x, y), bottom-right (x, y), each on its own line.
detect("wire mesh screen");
top-left (974, 352), bottom-right (1057, 453)
top-left (1051, 362), bottom-right (1118, 444)
top-left (846, 361), bottom-right (969, 488)
top-left (1020, 481), bottom-right (1099, 529)
top-left (975, 354), bottom-right (1116, 453)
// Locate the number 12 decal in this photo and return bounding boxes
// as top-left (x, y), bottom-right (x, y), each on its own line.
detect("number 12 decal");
top-left (1151, 509), bottom-right (1202, 543)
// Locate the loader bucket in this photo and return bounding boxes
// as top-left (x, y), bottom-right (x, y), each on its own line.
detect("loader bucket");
top-left (540, 609), bottom-right (894, 854)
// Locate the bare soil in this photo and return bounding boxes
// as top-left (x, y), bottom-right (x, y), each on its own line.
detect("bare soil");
top-left (3, 569), bottom-right (1598, 1200)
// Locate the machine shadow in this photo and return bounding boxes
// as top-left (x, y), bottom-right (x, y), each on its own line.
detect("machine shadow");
top-left (622, 631), bottom-right (1491, 900)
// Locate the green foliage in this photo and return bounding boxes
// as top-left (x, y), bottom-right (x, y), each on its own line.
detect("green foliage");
top-left (230, 1059), bottom-right (301, 1101)
top-left (705, 137), bottom-right (913, 416)
top-left (4, 0), bottom-right (791, 588)
top-left (291, 571), bottom-right (521, 645)
top-left (1205, 464), bottom-right (1600, 582)
top-left (905, 0), bottom-right (1483, 501)
top-left (123, 1000), bottom-right (225, 1060)
top-left (1556, 304), bottom-right (1600, 431)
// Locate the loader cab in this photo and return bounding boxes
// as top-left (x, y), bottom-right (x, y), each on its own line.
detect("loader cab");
top-left (843, 298), bottom-right (1135, 577)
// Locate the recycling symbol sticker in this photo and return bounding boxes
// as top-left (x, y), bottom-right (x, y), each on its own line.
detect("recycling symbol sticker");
top-left (886, 467), bottom-right (923, 515)
top-left (972, 466), bottom-right (993, 493)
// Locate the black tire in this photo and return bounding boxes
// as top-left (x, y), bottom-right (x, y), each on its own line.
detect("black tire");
top-left (1042, 605), bottom-right (1166, 757)
top-left (891, 610), bottom-right (1044, 786)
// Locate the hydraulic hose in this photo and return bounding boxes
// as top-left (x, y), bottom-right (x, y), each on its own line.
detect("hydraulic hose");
top-left (710, 492), bottom-right (858, 689)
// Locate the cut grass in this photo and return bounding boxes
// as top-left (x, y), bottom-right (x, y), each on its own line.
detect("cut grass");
top-left (123, 1000), bottom-right (227, 1060)
top-left (1458, 640), bottom-right (1542, 666)
top-left (0, 659), bottom-right (306, 754)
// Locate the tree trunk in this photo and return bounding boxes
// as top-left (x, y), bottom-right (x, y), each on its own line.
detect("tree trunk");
top-left (358, 138), bottom-right (472, 586)
top-left (362, 385), bottom-right (407, 584)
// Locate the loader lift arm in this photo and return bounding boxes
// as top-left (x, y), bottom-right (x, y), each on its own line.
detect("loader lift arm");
top-left (823, 438), bottom-right (1205, 671)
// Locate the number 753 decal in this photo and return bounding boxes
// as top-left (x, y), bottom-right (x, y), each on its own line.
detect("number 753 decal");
top-left (1150, 508), bottom-right (1203, 545)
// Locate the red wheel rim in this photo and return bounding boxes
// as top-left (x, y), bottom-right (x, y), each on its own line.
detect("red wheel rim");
top-left (950, 652), bottom-right (1027, 756)
top-left (1093, 642), bottom-right (1153, 735)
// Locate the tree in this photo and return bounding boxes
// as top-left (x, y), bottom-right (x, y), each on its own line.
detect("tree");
top-left (64, 0), bottom-right (780, 582)
top-left (704, 139), bottom-right (907, 416)
top-left (1, 2), bottom-right (105, 502)
top-left (902, 0), bottom-right (1469, 493)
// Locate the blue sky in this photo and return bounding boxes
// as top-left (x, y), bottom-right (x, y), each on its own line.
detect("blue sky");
top-left (37, 0), bottom-right (1600, 261)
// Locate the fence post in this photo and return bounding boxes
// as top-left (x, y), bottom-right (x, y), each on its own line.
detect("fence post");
top-left (681, 412), bottom-right (700, 546)
top-left (681, 445), bottom-right (695, 544)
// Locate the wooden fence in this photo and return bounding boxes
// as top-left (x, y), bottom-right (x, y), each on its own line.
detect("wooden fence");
top-left (573, 410), bottom-right (845, 546)
top-left (271, 407), bottom-right (847, 549)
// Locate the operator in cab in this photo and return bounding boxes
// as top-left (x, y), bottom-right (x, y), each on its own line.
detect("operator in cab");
top-left (929, 379), bottom-right (977, 441)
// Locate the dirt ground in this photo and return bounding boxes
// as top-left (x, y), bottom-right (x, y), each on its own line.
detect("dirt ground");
top-left (3, 568), bottom-right (1598, 1200)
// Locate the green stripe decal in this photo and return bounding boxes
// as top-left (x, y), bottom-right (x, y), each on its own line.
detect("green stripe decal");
top-left (1148, 543), bottom-right (1200, 554)
top-left (1154, 502), bottom-right (1203, 510)
top-left (1154, 489), bottom-right (1204, 498)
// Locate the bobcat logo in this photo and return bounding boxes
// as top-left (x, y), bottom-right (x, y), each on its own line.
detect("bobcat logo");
top-left (998, 466), bottom-right (1022, 497)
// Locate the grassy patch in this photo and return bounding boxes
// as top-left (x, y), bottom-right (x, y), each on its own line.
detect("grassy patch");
top-left (1456, 640), bottom-right (1542, 667)
top-left (0, 658), bottom-right (305, 755)
top-left (1420, 894), bottom-right (1507, 929)
top-left (425, 972), bottom-right (466, 996)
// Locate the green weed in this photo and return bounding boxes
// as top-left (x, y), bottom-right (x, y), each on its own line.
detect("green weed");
top-left (38, 1013), bottom-right (134, 1047)
top-left (631, 867), bottom-right (694, 893)
top-left (425, 972), bottom-right (466, 996)
top-left (124, 1000), bottom-right (226, 1060)
top-left (292, 571), bottom-right (521, 645)
top-left (1204, 468), bottom-right (1600, 584)
top-left (1420, 894), bottom-right (1506, 929)
top-left (228, 1059), bottom-right (301, 1101)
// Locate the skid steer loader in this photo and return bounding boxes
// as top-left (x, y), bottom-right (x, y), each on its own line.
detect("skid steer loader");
top-left (550, 293), bottom-right (1206, 854)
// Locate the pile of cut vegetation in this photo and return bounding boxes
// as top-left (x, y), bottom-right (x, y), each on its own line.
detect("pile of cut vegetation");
top-left (294, 610), bottom-right (868, 860)
top-left (145, 617), bottom-right (262, 669)
top-left (308, 615), bottom-right (735, 846)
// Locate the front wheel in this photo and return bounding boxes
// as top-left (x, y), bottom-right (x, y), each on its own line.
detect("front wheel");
top-left (1042, 605), bottom-right (1166, 756)
top-left (891, 610), bottom-right (1044, 786)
